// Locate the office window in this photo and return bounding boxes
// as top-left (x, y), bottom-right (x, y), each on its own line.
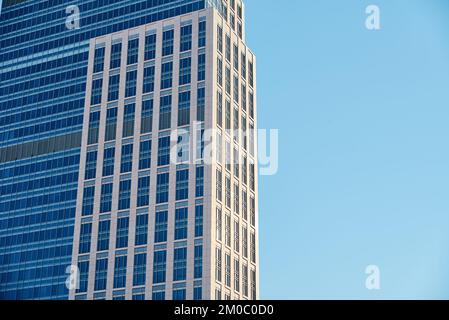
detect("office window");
top-left (116, 217), bottom-right (129, 248)
top-left (176, 169), bottom-right (189, 201)
top-left (87, 111), bottom-right (100, 145)
top-left (79, 223), bottom-right (92, 254)
top-left (179, 57), bottom-right (191, 85)
top-left (242, 155), bottom-right (247, 185)
top-left (137, 176), bottom-right (150, 207)
top-left (173, 289), bottom-right (186, 301)
top-left (153, 250), bottom-right (167, 284)
top-left (100, 183), bottom-right (113, 213)
top-left (233, 75), bottom-right (239, 103)
top-left (180, 25), bottom-right (192, 52)
top-left (118, 180), bottom-right (131, 210)
top-left (135, 213), bottom-right (149, 246)
top-left (198, 53), bottom-right (206, 81)
top-left (217, 90), bottom-right (223, 127)
top-left (178, 91), bottom-right (191, 126)
top-left (108, 74), bottom-right (120, 101)
top-left (141, 99), bottom-right (153, 134)
top-left (241, 83), bottom-right (247, 111)
top-left (225, 35), bottom-right (231, 62)
top-left (217, 25), bottom-right (223, 53)
top-left (77, 261), bottom-right (89, 294)
top-left (243, 264), bottom-right (249, 297)
top-left (133, 294), bottom-right (145, 300)
top-left (139, 65), bottom-right (155, 94)
top-left (198, 20), bottom-right (206, 48)
top-left (249, 161), bottom-right (255, 191)
top-left (97, 220), bottom-right (111, 251)
top-left (193, 287), bottom-right (202, 300)
top-left (162, 29), bottom-right (174, 56)
top-left (157, 136), bottom-right (170, 166)
top-left (173, 247), bottom-right (187, 281)
top-left (242, 189), bottom-right (247, 221)
top-left (249, 61), bottom-right (254, 87)
top-left (122, 103), bottom-right (135, 137)
top-left (197, 87), bottom-right (205, 122)
top-left (195, 166), bottom-right (204, 197)
top-left (217, 57), bottom-right (223, 86)
top-left (127, 38), bottom-right (139, 65)
top-left (225, 176), bottom-right (231, 209)
top-left (216, 207), bottom-right (222, 242)
top-left (161, 61), bottom-right (173, 89)
top-left (216, 168), bottom-right (222, 202)
top-left (110, 42), bottom-right (122, 69)
top-left (241, 52), bottom-right (247, 79)
top-left (91, 78), bottom-right (103, 105)
top-left (215, 247), bottom-right (222, 282)
top-left (195, 205), bottom-right (203, 237)
top-left (125, 70), bottom-right (137, 97)
top-left (120, 144), bottom-right (133, 173)
top-left (105, 107), bottom-right (118, 141)
top-left (242, 226), bottom-right (248, 258)
top-left (156, 173), bottom-right (169, 204)
top-left (93, 47), bottom-right (105, 73)
top-left (82, 186), bottom-right (95, 216)
top-left (225, 253), bottom-right (231, 287)
top-left (250, 232), bottom-right (256, 263)
top-left (233, 44), bottom-right (239, 70)
top-left (225, 213), bottom-right (231, 247)
top-left (113, 256), bottom-right (127, 288)
top-left (152, 290), bottom-right (165, 300)
top-left (133, 253), bottom-right (147, 286)
top-left (233, 147), bottom-right (240, 179)
top-left (249, 91), bottom-right (254, 119)
top-left (250, 196), bottom-right (256, 227)
top-left (174, 207), bottom-right (188, 240)
top-left (234, 220), bottom-right (240, 253)
top-left (251, 269), bottom-right (257, 300)
top-left (144, 34), bottom-right (157, 60)
top-left (234, 183), bottom-right (240, 214)
top-left (234, 259), bottom-right (240, 292)
top-left (139, 140), bottom-right (152, 170)
top-left (159, 95), bottom-right (172, 130)
top-left (154, 211), bottom-right (168, 243)
top-left (194, 245), bottom-right (203, 279)
top-left (225, 100), bottom-right (231, 131)
top-left (241, 115), bottom-right (247, 149)
top-left (94, 258), bottom-right (108, 291)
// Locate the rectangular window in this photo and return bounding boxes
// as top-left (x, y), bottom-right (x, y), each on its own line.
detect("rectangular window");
top-left (180, 25), bottom-right (192, 52)
top-left (233, 44), bottom-right (239, 70)
top-left (225, 253), bottom-right (231, 287)
top-left (113, 255), bottom-right (127, 288)
top-left (143, 66), bottom-right (155, 93)
top-left (234, 259), bottom-right (240, 292)
top-left (123, 103), bottom-right (135, 137)
top-left (216, 207), bottom-right (222, 242)
top-left (251, 269), bottom-right (257, 300)
top-left (249, 91), bottom-right (254, 119)
top-left (176, 169), bottom-right (189, 201)
top-left (88, 111), bottom-right (100, 145)
top-left (198, 54), bottom-right (206, 81)
top-left (159, 95), bottom-right (172, 130)
top-left (154, 211), bottom-right (168, 243)
top-left (178, 91), bottom-right (191, 126)
top-left (173, 289), bottom-right (186, 301)
top-left (249, 61), bottom-right (254, 87)
top-left (217, 25), bottom-right (223, 53)
top-left (225, 100), bottom-right (231, 131)
top-left (193, 287), bottom-right (202, 300)
top-left (243, 264), bottom-right (249, 297)
top-left (225, 213), bottom-right (231, 247)
top-left (156, 173), bottom-right (169, 204)
top-left (93, 47), bottom-right (105, 73)
top-left (216, 168), bottom-right (222, 202)
top-left (233, 75), bottom-right (239, 103)
top-left (225, 66), bottom-right (231, 95)
top-left (225, 35), bottom-right (231, 62)
top-left (241, 83), bottom-right (247, 111)
top-left (250, 232), bottom-right (256, 263)
top-left (77, 261), bottom-right (89, 294)
top-left (152, 290), bottom-right (165, 300)
top-left (242, 226), bottom-right (248, 258)
top-left (198, 21), bottom-right (206, 48)
top-left (195, 205), bottom-right (203, 237)
top-left (125, 70), bottom-right (137, 97)
top-left (110, 42), bottom-right (122, 69)
top-left (250, 161), bottom-right (255, 191)
top-left (144, 34), bottom-right (156, 60)
top-left (141, 99), bottom-right (153, 134)
top-left (197, 87), bottom-right (205, 122)
top-left (127, 38), bottom-right (139, 65)
top-left (242, 189), bottom-right (248, 221)
top-left (241, 52), bottom-right (247, 79)
top-left (118, 180), bottom-right (131, 210)
top-left (215, 247), bottom-right (222, 282)
top-left (250, 196), bottom-right (256, 227)
top-left (100, 183), bottom-right (113, 213)
top-left (139, 140), bottom-right (152, 170)
top-left (153, 250), bottom-right (167, 284)
top-left (82, 186), bottom-right (95, 216)
top-left (97, 220), bottom-right (111, 251)
top-left (105, 107), bottom-right (117, 141)
top-left (102, 147), bottom-right (115, 177)
top-left (137, 176), bottom-right (150, 207)
top-left (120, 144), bottom-right (133, 173)
top-left (217, 57), bottom-right (223, 86)
top-left (108, 74), bottom-right (120, 101)
top-left (174, 207), bottom-right (188, 241)
top-left (79, 223), bottom-right (92, 254)
top-left (173, 247), bottom-right (187, 281)
top-left (133, 253), bottom-right (147, 286)
top-left (135, 213), bottom-right (149, 246)
top-left (234, 220), bottom-right (240, 253)
top-left (216, 90), bottom-right (223, 127)
top-left (116, 217), bottom-right (129, 249)
top-left (157, 136), bottom-right (170, 166)
top-left (194, 245), bottom-right (203, 279)
top-left (225, 176), bottom-right (231, 209)
top-left (162, 29), bottom-right (174, 56)
top-left (233, 147), bottom-right (240, 179)
top-left (234, 183), bottom-right (240, 214)
top-left (195, 166), bottom-right (204, 197)
top-left (94, 258), bottom-right (108, 291)
top-left (91, 78), bottom-right (103, 105)
top-left (179, 57), bottom-right (191, 85)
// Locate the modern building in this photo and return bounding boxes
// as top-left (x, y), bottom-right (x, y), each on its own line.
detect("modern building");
top-left (0, 0), bottom-right (258, 300)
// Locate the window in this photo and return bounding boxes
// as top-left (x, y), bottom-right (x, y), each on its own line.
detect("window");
top-left (173, 289), bottom-right (186, 301)
top-left (234, 183), bottom-right (240, 214)
top-left (225, 35), bottom-right (231, 62)
top-left (233, 147), bottom-right (240, 179)
top-left (195, 166), bottom-right (204, 197)
top-left (225, 176), bottom-right (231, 208)
top-left (108, 74), bottom-right (120, 101)
top-left (125, 70), bottom-right (137, 97)
top-left (137, 176), bottom-right (150, 207)
top-left (233, 44), bottom-right (239, 70)
top-left (139, 140), bottom-right (152, 170)
top-left (215, 247), bottom-right (222, 282)
top-left (193, 287), bottom-right (202, 300)
top-left (113, 255), bottom-right (127, 288)
top-left (216, 90), bottom-right (223, 127)
top-left (135, 213), bottom-right (149, 246)
top-left (225, 66), bottom-right (231, 95)
top-left (242, 155), bottom-right (247, 185)
top-left (217, 57), bottom-right (223, 86)
top-left (141, 99), bottom-right (153, 134)
top-left (180, 25), bottom-right (192, 52)
top-left (97, 220), bottom-right (111, 251)
top-left (105, 107), bottom-right (117, 141)
top-left (251, 269), bottom-right (257, 300)
top-left (122, 103), bottom-right (135, 137)
top-left (88, 111), bottom-right (100, 145)
top-left (179, 57), bottom-right (191, 85)
top-left (118, 180), bottom-right (131, 210)
top-left (250, 196), bottom-right (256, 227)
top-left (178, 91), bottom-right (190, 126)
top-left (216, 207), bottom-right (222, 242)
top-left (242, 189), bottom-right (247, 221)
top-left (120, 144), bottom-right (133, 173)
top-left (154, 211), bottom-right (168, 243)
top-left (175, 207), bottom-right (188, 240)
top-left (225, 100), bottom-right (231, 131)
top-left (242, 226), bottom-right (248, 258)
top-left (143, 66), bottom-right (155, 93)
top-left (249, 61), bottom-right (254, 87)
top-left (176, 169), bottom-right (189, 201)
top-left (235, 259), bottom-right (240, 292)
top-left (195, 205), bottom-right (203, 237)
top-left (197, 87), bottom-right (205, 122)
top-left (100, 183), bottom-right (113, 213)
top-left (225, 253), bottom-right (231, 287)
top-left (249, 161), bottom-right (255, 191)
top-left (241, 83), bottom-right (247, 111)
top-left (110, 42), bottom-right (122, 69)
top-left (82, 186), bottom-right (95, 216)
top-left (225, 213), bottom-right (231, 247)
top-left (152, 290), bottom-right (165, 300)
top-left (217, 25), bottom-right (223, 53)
top-left (91, 78), bottom-right (103, 105)
top-left (249, 91), bottom-right (254, 119)
top-left (198, 53), bottom-right (206, 81)
top-left (133, 294), bottom-right (145, 300)
top-left (156, 173), bottom-right (169, 204)
top-left (102, 147), bottom-right (115, 177)
top-left (133, 253), bottom-right (147, 286)
top-left (250, 232), bottom-right (256, 263)
top-left (159, 95), bottom-right (172, 130)
top-left (198, 20), bottom-right (206, 48)
top-left (77, 261), bottom-right (89, 294)
top-left (243, 264), bottom-right (248, 297)
top-left (144, 34), bottom-right (156, 60)
top-left (153, 250), bottom-right (167, 284)
top-left (162, 29), bottom-right (174, 56)
top-left (79, 223), bottom-right (92, 254)
top-left (157, 136), bottom-right (170, 166)
top-left (241, 52), bottom-right (247, 79)
top-left (93, 47), bottom-right (105, 73)
top-left (234, 220), bottom-right (240, 253)
top-left (233, 75), bottom-right (239, 103)
top-left (194, 245), bottom-right (203, 279)
top-left (115, 217), bottom-right (129, 249)
top-left (127, 38), bottom-right (139, 65)
top-left (94, 258), bottom-right (108, 291)
top-left (173, 247), bottom-right (187, 281)
top-left (216, 168), bottom-right (222, 202)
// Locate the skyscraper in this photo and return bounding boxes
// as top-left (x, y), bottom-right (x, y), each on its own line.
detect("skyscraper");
top-left (0, 0), bottom-right (258, 300)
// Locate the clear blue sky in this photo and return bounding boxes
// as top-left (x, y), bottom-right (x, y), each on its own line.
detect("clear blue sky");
top-left (245, 0), bottom-right (449, 299)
